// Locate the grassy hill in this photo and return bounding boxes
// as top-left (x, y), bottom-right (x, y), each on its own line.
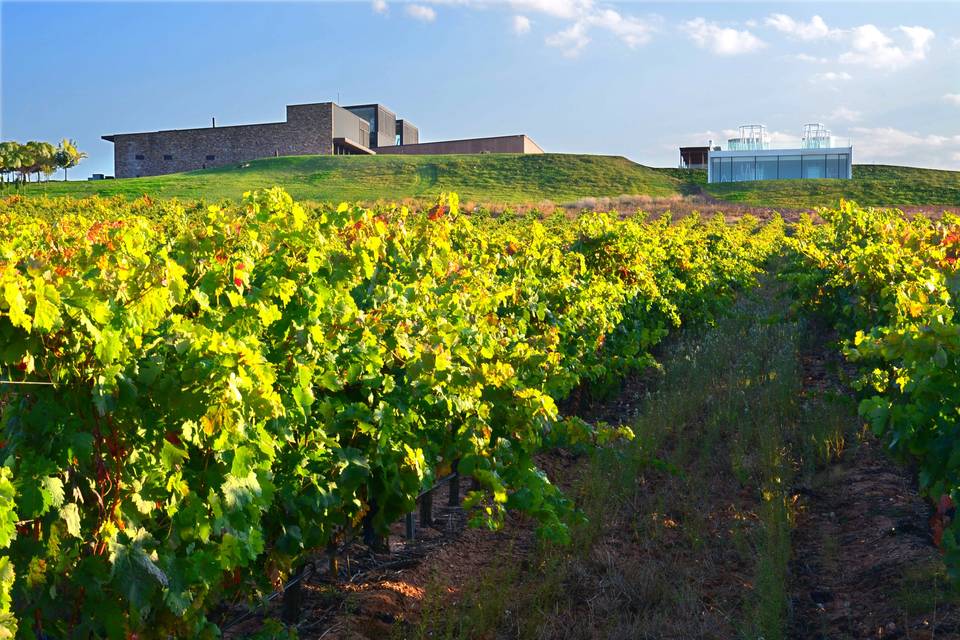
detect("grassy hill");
top-left (16, 155), bottom-right (960, 209)
top-left (702, 164), bottom-right (960, 208)
top-left (18, 154), bottom-right (682, 204)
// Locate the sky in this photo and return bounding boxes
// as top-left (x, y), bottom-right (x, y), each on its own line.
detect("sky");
top-left (2, 1), bottom-right (959, 178)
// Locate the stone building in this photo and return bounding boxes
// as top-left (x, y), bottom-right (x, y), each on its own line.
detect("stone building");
top-left (103, 101), bottom-right (542, 178)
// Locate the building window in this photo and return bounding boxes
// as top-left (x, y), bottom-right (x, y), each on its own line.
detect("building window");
top-left (720, 157), bottom-right (733, 183)
top-left (164, 154), bottom-right (173, 161)
top-left (779, 155), bottom-right (802, 179)
top-left (802, 154), bottom-right (826, 179)
top-left (825, 154), bottom-right (841, 179)
top-left (732, 156), bottom-right (756, 182)
top-left (757, 156), bottom-right (778, 180)
top-left (135, 154), bottom-right (144, 160)
top-left (206, 155), bottom-right (215, 161)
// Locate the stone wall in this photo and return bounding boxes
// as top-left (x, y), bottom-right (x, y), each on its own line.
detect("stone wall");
top-left (108, 103), bottom-right (337, 178)
top-left (374, 134), bottom-right (543, 156)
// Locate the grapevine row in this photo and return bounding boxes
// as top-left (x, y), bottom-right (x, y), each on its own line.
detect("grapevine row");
top-left (0, 190), bottom-right (782, 637)
top-left (787, 201), bottom-right (960, 577)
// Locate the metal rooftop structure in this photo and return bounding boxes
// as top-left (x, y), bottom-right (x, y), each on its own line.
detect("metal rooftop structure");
top-left (727, 124), bottom-right (769, 151)
top-left (801, 123), bottom-right (833, 149)
top-left (708, 121), bottom-right (853, 184)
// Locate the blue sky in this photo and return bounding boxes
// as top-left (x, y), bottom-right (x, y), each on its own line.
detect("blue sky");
top-left (2, 1), bottom-right (959, 178)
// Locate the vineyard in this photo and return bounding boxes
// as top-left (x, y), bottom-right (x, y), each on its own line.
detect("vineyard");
top-left (1, 190), bottom-right (959, 637)
top-left (0, 190), bottom-right (789, 637)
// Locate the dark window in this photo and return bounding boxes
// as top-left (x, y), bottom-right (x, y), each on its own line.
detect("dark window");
top-left (163, 154), bottom-right (173, 161)
top-left (802, 154), bottom-right (826, 179)
top-left (757, 156), bottom-right (778, 180)
top-left (825, 154), bottom-right (841, 179)
top-left (779, 155), bottom-right (802, 179)
top-left (732, 156), bottom-right (756, 182)
top-left (135, 154), bottom-right (144, 160)
top-left (206, 155), bottom-right (215, 161)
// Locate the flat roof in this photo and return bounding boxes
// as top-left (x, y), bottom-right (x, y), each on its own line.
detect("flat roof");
top-left (333, 137), bottom-right (376, 155)
top-left (103, 119), bottom-right (287, 142)
top-left (709, 146), bottom-right (852, 157)
top-left (343, 103), bottom-right (398, 118)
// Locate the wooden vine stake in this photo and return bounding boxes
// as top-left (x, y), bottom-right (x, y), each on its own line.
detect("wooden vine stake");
top-left (280, 565), bottom-right (304, 625)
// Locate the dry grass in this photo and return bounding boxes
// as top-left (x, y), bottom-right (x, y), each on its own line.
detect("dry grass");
top-left (407, 273), bottom-right (854, 640)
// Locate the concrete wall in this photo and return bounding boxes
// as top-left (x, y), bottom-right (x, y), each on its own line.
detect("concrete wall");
top-left (397, 120), bottom-right (419, 145)
top-left (108, 103), bottom-right (336, 178)
top-left (331, 105), bottom-right (370, 145)
top-left (375, 135), bottom-right (543, 156)
top-left (375, 105), bottom-right (397, 149)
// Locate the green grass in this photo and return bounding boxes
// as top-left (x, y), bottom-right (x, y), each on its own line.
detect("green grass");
top-left (16, 155), bottom-right (960, 209)
top-left (702, 164), bottom-right (960, 208)
top-left (15, 153), bottom-right (682, 204)
top-left (408, 273), bottom-right (853, 640)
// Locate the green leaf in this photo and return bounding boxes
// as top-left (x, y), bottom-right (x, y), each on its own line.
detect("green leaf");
top-left (160, 440), bottom-right (189, 471)
top-left (31, 278), bottom-right (61, 332)
top-left (61, 503), bottom-right (81, 538)
top-left (3, 282), bottom-right (31, 332)
top-left (94, 328), bottom-right (123, 364)
top-left (41, 477), bottom-right (64, 510)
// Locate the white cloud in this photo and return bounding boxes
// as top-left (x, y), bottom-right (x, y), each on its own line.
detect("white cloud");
top-left (406, 3), bottom-right (436, 21)
top-left (840, 24), bottom-right (934, 69)
top-left (586, 9), bottom-right (655, 48)
top-left (682, 18), bottom-right (766, 56)
top-left (544, 6), bottom-right (656, 55)
top-left (795, 53), bottom-right (828, 63)
top-left (828, 106), bottom-right (862, 122)
top-left (372, 0), bottom-right (388, 14)
top-left (813, 71), bottom-right (853, 82)
top-left (508, 0), bottom-right (592, 20)
top-left (945, 94), bottom-right (960, 106)
top-left (765, 14), bottom-right (839, 40)
top-left (546, 21), bottom-right (590, 56)
top-left (850, 126), bottom-right (960, 168)
top-left (513, 14), bottom-right (531, 34)
top-left (407, 0), bottom-right (656, 55)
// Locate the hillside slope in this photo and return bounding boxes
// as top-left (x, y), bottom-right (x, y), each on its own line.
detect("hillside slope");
top-left (18, 156), bottom-right (960, 209)
top-left (702, 164), bottom-right (960, 207)
top-left (20, 154), bottom-right (683, 203)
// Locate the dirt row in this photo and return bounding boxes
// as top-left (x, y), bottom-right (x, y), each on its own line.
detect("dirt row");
top-left (229, 320), bottom-right (960, 640)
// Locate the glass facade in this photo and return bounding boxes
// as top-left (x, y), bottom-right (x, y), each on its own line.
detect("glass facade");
top-left (710, 152), bottom-right (849, 183)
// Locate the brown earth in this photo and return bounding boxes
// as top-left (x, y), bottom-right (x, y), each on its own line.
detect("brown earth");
top-left (227, 313), bottom-right (960, 640)
top-left (790, 434), bottom-right (960, 639)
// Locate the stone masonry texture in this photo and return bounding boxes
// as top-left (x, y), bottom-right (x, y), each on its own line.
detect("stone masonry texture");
top-left (107, 103), bottom-right (337, 178)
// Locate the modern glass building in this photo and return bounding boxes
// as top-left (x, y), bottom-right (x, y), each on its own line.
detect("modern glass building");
top-left (707, 124), bottom-right (852, 184)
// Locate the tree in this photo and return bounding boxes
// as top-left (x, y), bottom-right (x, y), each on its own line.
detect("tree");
top-left (21, 141), bottom-right (56, 183)
top-left (54, 138), bottom-right (87, 181)
top-left (15, 143), bottom-right (34, 185)
top-left (0, 142), bottom-right (20, 189)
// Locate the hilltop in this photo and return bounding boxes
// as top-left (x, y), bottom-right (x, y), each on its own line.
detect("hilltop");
top-left (15, 154), bottom-right (960, 209)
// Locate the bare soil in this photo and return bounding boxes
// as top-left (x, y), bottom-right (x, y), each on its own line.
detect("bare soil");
top-left (790, 434), bottom-right (960, 639)
top-left (228, 304), bottom-right (960, 640)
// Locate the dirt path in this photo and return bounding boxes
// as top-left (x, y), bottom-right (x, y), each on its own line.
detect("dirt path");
top-left (790, 434), bottom-right (960, 639)
top-left (229, 283), bottom-right (960, 640)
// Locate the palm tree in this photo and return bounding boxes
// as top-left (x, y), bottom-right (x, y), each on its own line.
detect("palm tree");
top-left (54, 138), bottom-right (87, 181)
